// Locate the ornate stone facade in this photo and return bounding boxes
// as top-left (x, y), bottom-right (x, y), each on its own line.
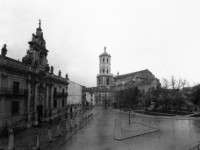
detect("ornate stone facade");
top-left (0, 21), bottom-right (69, 131)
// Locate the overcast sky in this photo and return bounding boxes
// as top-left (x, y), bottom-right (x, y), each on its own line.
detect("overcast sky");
top-left (0, 0), bottom-right (200, 87)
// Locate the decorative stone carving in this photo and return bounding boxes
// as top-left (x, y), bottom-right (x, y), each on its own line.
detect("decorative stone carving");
top-left (22, 50), bottom-right (33, 65)
top-left (1, 44), bottom-right (7, 57)
top-left (58, 70), bottom-right (61, 77)
top-left (65, 74), bottom-right (68, 79)
top-left (50, 66), bottom-right (54, 74)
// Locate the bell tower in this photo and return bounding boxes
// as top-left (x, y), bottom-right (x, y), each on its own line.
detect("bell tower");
top-left (97, 46), bottom-right (113, 87)
top-left (96, 47), bottom-right (113, 107)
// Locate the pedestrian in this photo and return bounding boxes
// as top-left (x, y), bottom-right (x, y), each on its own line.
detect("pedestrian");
top-left (8, 128), bottom-right (14, 150)
top-left (47, 126), bottom-right (53, 142)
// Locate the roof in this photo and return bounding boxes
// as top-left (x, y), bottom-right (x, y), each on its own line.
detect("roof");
top-left (99, 51), bottom-right (111, 57)
top-left (0, 55), bottom-right (68, 84)
top-left (99, 47), bottom-right (111, 57)
top-left (114, 69), bottom-right (154, 80)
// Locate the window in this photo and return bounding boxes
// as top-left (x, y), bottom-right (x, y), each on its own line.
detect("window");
top-left (54, 88), bottom-right (57, 96)
top-left (103, 58), bottom-right (104, 62)
top-left (53, 88), bottom-right (57, 108)
top-left (98, 78), bottom-right (101, 85)
top-left (13, 81), bottom-right (19, 94)
top-left (107, 69), bottom-right (108, 74)
top-left (107, 58), bottom-right (108, 63)
top-left (11, 101), bottom-right (19, 115)
top-left (62, 89), bottom-right (65, 94)
top-left (54, 100), bottom-right (57, 108)
top-left (106, 78), bottom-right (109, 85)
top-left (103, 69), bottom-right (105, 73)
top-left (62, 99), bottom-right (65, 107)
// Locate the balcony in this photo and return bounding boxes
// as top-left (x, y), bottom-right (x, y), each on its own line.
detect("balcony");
top-left (0, 87), bottom-right (28, 97)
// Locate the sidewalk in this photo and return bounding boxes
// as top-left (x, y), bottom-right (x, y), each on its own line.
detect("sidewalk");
top-left (0, 109), bottom-right (94, 150)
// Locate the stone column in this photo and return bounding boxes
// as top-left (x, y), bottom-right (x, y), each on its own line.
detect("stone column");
top-left (0, 97), bottom-right (6, 128)
top-left (27, 80), bottom-right (31, 128)
top-left (45, 85), bottom-right (49, 121)
top-left (50, 85), bottom-right (54, 120)
top-left (34, 83), bottom-right (39, 126)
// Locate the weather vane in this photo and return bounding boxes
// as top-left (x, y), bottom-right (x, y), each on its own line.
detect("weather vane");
top-left (104, 46), bottom-right (107, 52)
top-left (39, 19), bottom-right (41, 28)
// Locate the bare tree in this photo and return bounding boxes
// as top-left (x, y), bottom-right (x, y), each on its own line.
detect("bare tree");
top-left (171, 76), bottom-right (176, 89)
top-left (161, 78), bottom-right (169, 89)
top-left (162, 76), bottom-right (189, 90)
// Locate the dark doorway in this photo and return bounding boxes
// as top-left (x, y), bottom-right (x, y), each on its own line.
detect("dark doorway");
top-left (37, 105), bottom-right (43, 123)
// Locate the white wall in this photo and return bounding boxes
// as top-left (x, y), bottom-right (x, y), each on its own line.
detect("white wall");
top-left (67, 80), bottom-right (83, 104)
top-left (86, 92), bottom-right (95, 105)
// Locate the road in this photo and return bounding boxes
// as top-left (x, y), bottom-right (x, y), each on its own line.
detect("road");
top-left (58, 107), bottom-right (200, 150)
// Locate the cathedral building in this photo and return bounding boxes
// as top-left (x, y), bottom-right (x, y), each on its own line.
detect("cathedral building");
top-left (0, 21), bottom-right (69, 132)
top-left (95, 47), bottom-right (161, 107)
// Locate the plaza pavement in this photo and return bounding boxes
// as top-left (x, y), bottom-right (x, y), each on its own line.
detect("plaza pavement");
top-left (58, 107), bottom-right (200, 150)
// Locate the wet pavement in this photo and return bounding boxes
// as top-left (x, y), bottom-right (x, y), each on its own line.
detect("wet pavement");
top-left (58, 107), bottom-right (200, 150)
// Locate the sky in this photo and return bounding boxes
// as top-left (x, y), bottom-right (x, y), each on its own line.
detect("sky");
top-left (0, 0), bottom-right (200, 87)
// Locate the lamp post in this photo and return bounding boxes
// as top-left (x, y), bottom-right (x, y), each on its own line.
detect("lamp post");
top-left (128, 109), bottom-right (131, 125)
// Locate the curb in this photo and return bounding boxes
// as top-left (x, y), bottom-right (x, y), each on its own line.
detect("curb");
top-left (114, 128), bottom-right (159, 141)
top-left (112, 109), bottom-right (200, 120)
top-left (113, 119), bottom-right (160, 141)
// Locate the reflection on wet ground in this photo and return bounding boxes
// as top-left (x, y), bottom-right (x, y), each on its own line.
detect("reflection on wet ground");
top-left (58, 107), bottom-right (200, 150)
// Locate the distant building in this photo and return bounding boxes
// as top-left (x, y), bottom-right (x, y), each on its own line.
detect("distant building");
top-left (94, 47), bottom-right (160, 107)
top-left (113, 69), bottom-right (160, 92)
top-left (67, 80), bottom-right (83, 105)
top-left (0, 21), bottom-right (69, 132)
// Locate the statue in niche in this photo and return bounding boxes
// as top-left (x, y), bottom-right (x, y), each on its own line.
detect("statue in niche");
top-left (1, 44), bottom-right (7, 57)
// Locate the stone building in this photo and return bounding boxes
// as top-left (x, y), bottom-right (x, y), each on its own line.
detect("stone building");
top-left (0, 21), bottom-right (69, 132)
top-left (113, 69), bottom-right (160, 92)
top-left (95, 47), bottom-right (160, 107)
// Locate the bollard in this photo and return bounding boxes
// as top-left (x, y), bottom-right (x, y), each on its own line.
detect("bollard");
top-left (8, 128), bottom-right (14, 150)
top-left (69, 119), bottom-right (72, 132)
top-left (56, 124), bottom-right (62, 137)
top-left (65, 120), bottom-right (68, 132)
top-left (33, 134), bottom-right (40, 150)
top-left (47, 127), bottom-right (53, 142)
top-left (36, 135), bottom-right (40, 150)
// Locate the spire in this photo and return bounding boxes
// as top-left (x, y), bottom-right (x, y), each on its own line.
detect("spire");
top-left (104, 46), bottom-right (107, 53)
top-left (38, 19), bottom-right (41, 29)
top-left (36, 19), bottom-right (43, 38)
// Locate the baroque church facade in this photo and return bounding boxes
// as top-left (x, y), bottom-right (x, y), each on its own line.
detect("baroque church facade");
top-left (0, 21), bottom-right (69, 131)
top-left (95, 47), bottom-right (161, 107)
